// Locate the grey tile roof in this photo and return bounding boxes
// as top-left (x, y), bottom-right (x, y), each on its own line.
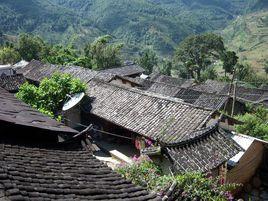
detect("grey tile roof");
top-left (147, 82), bottom-right (182, 97)
top-left (19, 60), bottom-right (143, 84)
top-left (18, 60), bottom-right (98, 83)
top-left (149, 73), bottom-right (188, 86)
top-left (165, 124), bottom-right (242, 173)
top-left (0, 143), bottom-right (159, 201)
top-left (175, 88), bottom-right (202, 104)
top-left (191, 80), bottom-right (268, 106)
top-left (0, 87), bottom-right (77, 135)
top-left (147, 82), bottom-right (228, 110)
top-left (191, 80), bottom-right (227, 94)
top-left (100, 64), bottom-right (145, 77)
top-left (0, 74), bottom-right (26, 92)
top-left (193, 93), bottom-right (228, 110)
top-left (86, 80), bottom-right (213, 144)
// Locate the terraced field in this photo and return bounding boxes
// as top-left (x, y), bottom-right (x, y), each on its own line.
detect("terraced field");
top-left (222, 11), bottom-right (268, 73)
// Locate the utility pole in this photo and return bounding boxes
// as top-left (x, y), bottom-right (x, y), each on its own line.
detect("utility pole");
top-left (231, 80), bottom-right (237, 117)
top-left (221, 67), bottom-right (236, 119)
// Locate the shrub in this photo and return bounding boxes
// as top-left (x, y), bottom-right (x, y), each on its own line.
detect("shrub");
top-left (235, 106), bottom-right (268, 141)
top-left (116, 156), bottom-right (239, 200)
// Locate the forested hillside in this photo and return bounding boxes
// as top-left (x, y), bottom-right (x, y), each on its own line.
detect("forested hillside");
top-left (222, 11), bottom-right (268, 72)
top-left (0, 0), bottom-right (267, 56)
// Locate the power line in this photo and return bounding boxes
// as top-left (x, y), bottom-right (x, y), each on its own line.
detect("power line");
top-left (63, 117), bottom-right (133, 140)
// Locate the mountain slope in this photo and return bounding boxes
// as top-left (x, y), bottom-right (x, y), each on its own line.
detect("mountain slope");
top-left (222, 11), bottom-right (268, 73)
top-left (0, 0), bottom-right (103, 45)
top-left (0, 0), bottom-right (267, 56)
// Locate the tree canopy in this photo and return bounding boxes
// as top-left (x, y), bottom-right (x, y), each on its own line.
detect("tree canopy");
top-left (16, 73), bottom-right (86, 119)
top-left (235, 106), bottom-right (268, 141)
top-left (18, 34), bottom-right (47, 61)
top-left (222, 51), bottom-right (238, 75)
top-left (84, 35), bottom-right (123, 70)
top-left (174, 33), bottom-right (225, 81)
top-left (0, 46), bottom-right (20, 64)
top-left (137, 48), bottom-right (158, 74)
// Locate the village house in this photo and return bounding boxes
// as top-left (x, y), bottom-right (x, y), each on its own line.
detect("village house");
top-left (0, 86), bottom-right (160, 201)
top-left (191, 79), bottom-right (268, 108)
top-left (163, 123), bottom-right (241, 175)
top-left (16, 60), bottom-right (267, 190)
top-left (227, 134), bottom-right (268, 200)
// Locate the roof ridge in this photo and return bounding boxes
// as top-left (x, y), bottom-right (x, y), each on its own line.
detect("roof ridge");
top-left (90, 79), bottom-right (215, 112)
top-left (165, 123), bottom-right (219, 147)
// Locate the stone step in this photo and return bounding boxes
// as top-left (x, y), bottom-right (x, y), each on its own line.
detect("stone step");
top-left (110, 150), bottom-right (133, 164)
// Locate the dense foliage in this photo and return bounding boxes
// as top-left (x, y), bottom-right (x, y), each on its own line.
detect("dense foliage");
top-left (117, 156), bottom-right (239, 200)
top-left (137, 48), bottom-right (158, 74)
top-left (0, 33), bottom-right (124, 70)
top-left (16, 73), bottom-right (86, 119)
top-left (17, 34), bottom-right (46, 61)
top-left (235, 106), bottom-right (268, 141)
top-left (0, 46), bottom-right (20, 64)
top-left (0, 0), bottom-right (266, 56)
top-left (222, 11), bottom-right (268, 73)
top-left (84, 35), bottom-right (123, 70)
top-left (174, 33), bottom-right (225, 81)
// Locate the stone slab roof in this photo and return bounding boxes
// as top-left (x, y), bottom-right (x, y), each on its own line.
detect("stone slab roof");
top-left (87, 80), bottom-right (213, 144)
top-left (0, 143), bottom-right (159, 201)
top-left (165, 124), bottom-right (242, 173)
top-left (0, 87), bottom-right (77, 135)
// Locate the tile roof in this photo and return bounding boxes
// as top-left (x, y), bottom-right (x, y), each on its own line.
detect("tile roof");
top-left (147, 82), bottom-right (182, 97)
top-left (165, 124), bottom-right (242, 173)
top-left (0, 87), bottom-right (77, 135)
top-left (100, 64), bottom-right (145, 77)
top-left (147, 82), bottom-right (228, 110)
top-left (149, 73), bottom-right (187, 86)
top-left (0, 74), bottom-right (26, 92)
top-left (193, 93), bottom-right (229, 110)
top-left (175, 88), bottom-right (202, 104)
top-left (110, 75), bottom-right (143, 87)
top-left (86, 80), bottom-right (213, 144)
top-left (191, 80), bottom-right (227, 94)
top-left (191, 80), bottom-right (268, 106)
top-left (18, 60), bottom-right (98, 83)
top-left (19, 60), bottom-right (144, 84)
top-left (0, 143), bottom-right (159, 201)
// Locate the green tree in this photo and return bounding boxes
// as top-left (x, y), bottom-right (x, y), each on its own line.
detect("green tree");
top-left (16, 73), bottom-right (86, 119)
top-left (138, 48), bottom-right (158, 74)
top-left (264, 60), bottom-right (268, 76)
top-left (235, 106), bottom-right (268, 141)
top-left (18, 34), bottom-right (47, 61)
top-left (70, 56), bottom-right (92, 69)
top-left (174, 33), bottom-right (225, 82)
top-left (44, 45), bottom-right (79, 65)
top-left (222, 51), bottom-right (238, 76)
top-left (84, 35), bottom-right (123, 70)
top-left (157, 59), bottom-right (172, 76)
top-left (200, 67), bottom-right (218, 81)
top-left (0, 47), bottom-right (20, 64)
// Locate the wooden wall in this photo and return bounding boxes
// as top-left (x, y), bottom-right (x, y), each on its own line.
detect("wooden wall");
top-left (226, 141), bottom-right (264, 185)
